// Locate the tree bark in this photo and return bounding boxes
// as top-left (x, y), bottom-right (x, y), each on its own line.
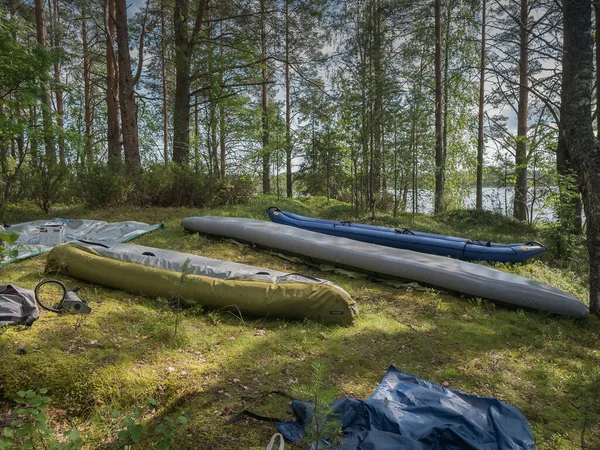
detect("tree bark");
top-left (173, 0), bottom-right (191, 164)
top-left (161, 0), bottom-right (169, 165)
top-left (562, 0), bottom-right (600, 315)
top-left (82, 7), bottom-right (93, 164)
top-left (285, 0), bottom-right (292, 197)
top-left (115, 0), bottom-right (141, 177)
top-left (595, 3), bottom-right (600, 139)
top-left (34, 0), bottom-right (56, 164)
top-left (556, 8), bottom-right (582, 235)
top-left (105, 0), bottom-right (121, 167)
top-left (261, 0), bottom-right (270, 194)
top-left (514, 0), bottom-right (529, 221)
top-left (172, 0), bottom-right (208, 164)
top-left (51, 0), bottom-right (65, 165)
top-left (434, 0), bottom-right (444, 213)
top-left (219, 21), bottom-right (226, 180)
top-left (372, 0), bottom-right (382, 216)
top-left (476, 0), bottom-right (486, 210)
top-left (442, 0), bottom-right (451, 205)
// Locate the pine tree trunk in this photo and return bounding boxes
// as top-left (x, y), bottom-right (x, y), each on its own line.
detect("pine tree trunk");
top-left (261, 0), bottom-right (270, 194)
top-left (556, 9), bottom-right (582, 236)
top-left (442, 0), bottom-right (451, 205)
top-left (82, 7), bottom-right (93, 164)
top-left (514, 0), bottom-right (529, 221)
top-left (596, 3), bottom-right (600, 139)
top-left (194, 94), bottom-right (199, 171)
top-left (173, 0), bottom-right (191, 164)
top-left (35, 0), bottom-right (56, 164)
top-left (106, 0), bottom-right (121, 167)
top-left (115, 0), bottom-right (141, 177)
top-left (373, 0), bottom-right (383, 215)
top-left (51, 0), bottom-right (65, 165)
top-left (206, 15), bottom-right (219, 177)
top-left (434, 0), bottom-right (444, 213)
top-left (562, 0), bottom-right (600, 315)
top-left (161, 0), bottom-right (169, 165)
top-left (285, 0), bottom-right (292, 197)
top-left (219, 22), bottom-right (226, 180)
top-left (476, 0), bottom-right (486, 210)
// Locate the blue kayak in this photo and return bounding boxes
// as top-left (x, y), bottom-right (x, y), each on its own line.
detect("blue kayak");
top-left (266, 207), bottom-right (547, 263)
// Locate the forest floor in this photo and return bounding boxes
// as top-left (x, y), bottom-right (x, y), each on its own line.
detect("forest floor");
top-left (0, 196), bottom-right (599, 449)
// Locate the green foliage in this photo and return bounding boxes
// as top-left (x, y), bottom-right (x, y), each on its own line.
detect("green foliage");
top-left (0, 230), bottom-right (19, 261)
top-left (0, 17), bottom-right (52, 109)
top-left (136, 164), bottom-right (254, 208)
top-left (0, 389), bottom-right (82, 450)
top-left (109, 398), bottom-right (188, 450)
top-left (0, 390), bottom-right (188, 450)
top-left (76, 163), bottom-right (131, 208)
top-left (292, 361), bottom-right (342, 450)
top-left (22, 161), bottom-right (69, 214)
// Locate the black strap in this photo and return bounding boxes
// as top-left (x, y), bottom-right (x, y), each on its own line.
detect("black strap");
top-left (334, 221), bottom-right (352, 227)
top-left (225, 410), bottom-right (282, 425)
top-left (225, 390), bottom-right (295, 425)
top-left (462, 240), bottom-right (472, 258)
top-left (394, 228), bottom-right (414, 235)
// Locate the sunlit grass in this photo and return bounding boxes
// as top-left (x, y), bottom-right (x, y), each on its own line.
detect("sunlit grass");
top-left (0, 196), bottom-right (598, 449)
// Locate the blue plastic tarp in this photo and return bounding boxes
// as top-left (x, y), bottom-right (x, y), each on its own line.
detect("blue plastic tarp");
top-left (276, 366), bottom-right (535, 450)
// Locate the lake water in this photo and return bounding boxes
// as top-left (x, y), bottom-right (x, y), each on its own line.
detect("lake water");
top-left (398, 187), bottom-right (556, 222)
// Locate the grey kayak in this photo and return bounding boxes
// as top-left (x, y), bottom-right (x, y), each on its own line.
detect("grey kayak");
top-left (181, 216), bottom-right (589, 319)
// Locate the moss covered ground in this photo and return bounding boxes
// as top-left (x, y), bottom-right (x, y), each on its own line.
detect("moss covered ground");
top-left (0, 196), bottom-right (599, 449)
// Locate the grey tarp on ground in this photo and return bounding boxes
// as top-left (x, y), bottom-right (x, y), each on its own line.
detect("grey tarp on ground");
top-left (181, 216), bottom-right (590, 318)
top-left (0, 285), bottom-right (39, 326)
top-left (1, 219), bottom-right (163, 266)
top-left (84, 242), bottom-right (350, 290)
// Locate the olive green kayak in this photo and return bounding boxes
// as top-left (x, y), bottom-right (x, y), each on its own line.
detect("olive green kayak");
top-left (46, 243), bottom-right (358, 325)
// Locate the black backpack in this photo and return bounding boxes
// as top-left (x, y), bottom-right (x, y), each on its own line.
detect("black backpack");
top-left (0, 285), bottom-right (39, 326)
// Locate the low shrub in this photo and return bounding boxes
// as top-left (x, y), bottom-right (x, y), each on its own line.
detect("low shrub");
top-left (136, 164), bottom-right (254, 208)
top-left (76, 163), bottom-right (131, 208)
top-left (72, 163), bottom-right (255, 209)
top-left (22, 161), bottom-right (69, 214)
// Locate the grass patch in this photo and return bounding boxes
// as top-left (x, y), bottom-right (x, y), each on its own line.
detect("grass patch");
top-left (1, 196), bottom-right (599, 449)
